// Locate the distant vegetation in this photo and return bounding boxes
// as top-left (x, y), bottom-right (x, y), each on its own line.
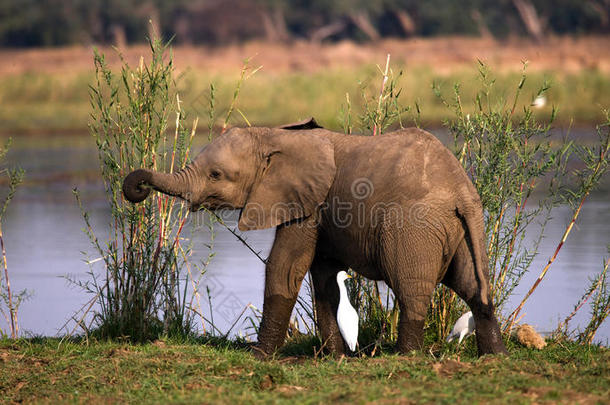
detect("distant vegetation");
top-left (1, 0), bottom-right (610, 47)
top-left (1, 64), bottom-right (609, 134)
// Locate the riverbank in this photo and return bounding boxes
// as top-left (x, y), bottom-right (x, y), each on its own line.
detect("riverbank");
top-left (1, 36), bottom-right (610, 134)
top-left (1, 338), bottom-right (608, 403)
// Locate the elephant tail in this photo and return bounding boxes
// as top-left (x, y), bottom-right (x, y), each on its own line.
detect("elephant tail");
top-left (457, 199), bottom-right (490, 306)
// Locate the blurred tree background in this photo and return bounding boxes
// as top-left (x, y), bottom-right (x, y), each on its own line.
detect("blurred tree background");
top-left (0, 0), bottom-right (608, 47)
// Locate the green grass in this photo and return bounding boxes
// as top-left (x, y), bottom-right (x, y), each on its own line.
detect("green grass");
top-left (1, 65), bottom-right (610, 134)
top-left (1, 337), bottom-right (608, 403)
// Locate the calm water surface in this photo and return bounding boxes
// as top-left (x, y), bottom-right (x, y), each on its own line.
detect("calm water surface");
top-left (2, 135), bottom-right (609, 343)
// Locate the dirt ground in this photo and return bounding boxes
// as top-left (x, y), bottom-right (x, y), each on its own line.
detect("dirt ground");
top-left (1, 36), bottom-right (609, 75)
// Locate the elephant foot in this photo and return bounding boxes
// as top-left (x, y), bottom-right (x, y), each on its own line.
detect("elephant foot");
top-left (397, 319), bottom-right (425, 353)
top-left (255, 294), bottom-right (297, 359)
top-left (474, 318), bottom-right (508, 356)
top-left (252, 345), bottom-right (272, 360)
top-left (477, 335), bottom-right (508, 356)
top-left (470, 303), bottom-right (509, 356)
top-left (319, 344), bottom-right (345, 358)
top-left (318, 331), bottom-right (346, 357)
top-left (325, 342), bottom-right (346, 357)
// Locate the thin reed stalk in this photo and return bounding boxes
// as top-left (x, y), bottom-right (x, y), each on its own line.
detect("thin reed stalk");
top-left (373, 54), bottom-right (391, 136)
top-left (0, 140), bottom-right (25, 339)
top-left (578, 255), bottom-right (610, 344)
top-left (0, 223), bottom-right (16, 337)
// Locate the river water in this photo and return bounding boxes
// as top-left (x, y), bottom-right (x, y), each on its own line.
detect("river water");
top-left (1, 134), bottom-right (609, 344)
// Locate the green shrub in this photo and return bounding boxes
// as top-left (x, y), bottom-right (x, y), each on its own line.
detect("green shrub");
top-left (73, 39), bottom-right (203, 341)
top-left (0, 139), bottom-right (25, 338)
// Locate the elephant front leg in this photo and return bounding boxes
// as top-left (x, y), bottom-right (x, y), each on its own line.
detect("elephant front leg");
top-left (256, 294), bottom-right (299, 358)
top-left (255, 220), bottom-right (318, 358)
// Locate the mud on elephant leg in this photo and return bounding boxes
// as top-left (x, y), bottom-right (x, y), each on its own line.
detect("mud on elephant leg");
top-left (397, 318), bottom-right (426, 352)
top-left (385, 237), bottom-right (441, 353)
top-left (255, 295), bottom-right (299, 358)
top-left (467, 296), bottom-right (507, 355)
top-left (310, 256), bottom-right (346, 355)
top-left (394, 279), bottom-right (436, 353)
top-left (254, 220), bottom-right (318, 359)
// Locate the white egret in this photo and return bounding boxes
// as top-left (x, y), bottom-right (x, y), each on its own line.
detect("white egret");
top-left (447, 311), bottom-right (475, 345)
top-left (532, 95), bottom-right (547, 108)
top-left (336, 271), bottom-right (359, 352)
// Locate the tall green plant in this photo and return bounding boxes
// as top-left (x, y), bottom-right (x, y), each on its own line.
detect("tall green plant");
top-left (506, 112), bottom-right (610, 331)
top-left (0, 140), bottom-right (25, 338)
top-left (434, 62), bottom-right (610, 340)
top-left (356, 54), bottom-right (409, 136)
top-left (74, 39), bottom-right (201, 341)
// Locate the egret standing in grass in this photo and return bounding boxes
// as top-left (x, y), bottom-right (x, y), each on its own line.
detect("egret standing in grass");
top-left (447, 311), bottom-right (475, 345)
top-left (336, 271), bottom-right (359, 352)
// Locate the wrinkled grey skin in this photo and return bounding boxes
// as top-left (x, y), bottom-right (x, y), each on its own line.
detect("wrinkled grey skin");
top-left (123, 118), bottom-right (508, 357)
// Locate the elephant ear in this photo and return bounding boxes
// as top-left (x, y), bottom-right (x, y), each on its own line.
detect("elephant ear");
top-left (277, 117), bottom-right (323, 130)
top-left (238, 129), bottom-right (335, 231)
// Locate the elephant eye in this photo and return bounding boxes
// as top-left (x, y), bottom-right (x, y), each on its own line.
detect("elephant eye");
top-left (209, 170), bottom-right (222, 180)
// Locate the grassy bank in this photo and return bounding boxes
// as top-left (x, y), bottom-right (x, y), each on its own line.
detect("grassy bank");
top-left (1, 338), bottom-right (608, 403)
top-left (1, 64), bottom-right (609, 134)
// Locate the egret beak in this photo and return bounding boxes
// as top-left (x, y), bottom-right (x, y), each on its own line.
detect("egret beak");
top-left (346, 274), bottom-right (352, 279)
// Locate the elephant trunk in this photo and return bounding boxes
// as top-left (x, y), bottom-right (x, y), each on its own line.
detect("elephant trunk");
top-left (122, 166), bottom-right (196, 203)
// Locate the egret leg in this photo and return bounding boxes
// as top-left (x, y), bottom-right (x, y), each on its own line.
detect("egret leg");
top-left (457, 329), bottom-right (467, 345)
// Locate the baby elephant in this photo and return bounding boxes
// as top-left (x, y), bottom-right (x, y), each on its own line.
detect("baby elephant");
top-left (123, 118), bottom-right (508, 357)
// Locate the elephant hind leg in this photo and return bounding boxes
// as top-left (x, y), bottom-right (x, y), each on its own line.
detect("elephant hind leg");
top-left (442, 238), bottom-right (508, 355)
top-left (384, 241), bottom-right (442, 353)
top-left (396, 295), bottom-right (433, 353)
top-left (310, 256), bottom-right (346, 355)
